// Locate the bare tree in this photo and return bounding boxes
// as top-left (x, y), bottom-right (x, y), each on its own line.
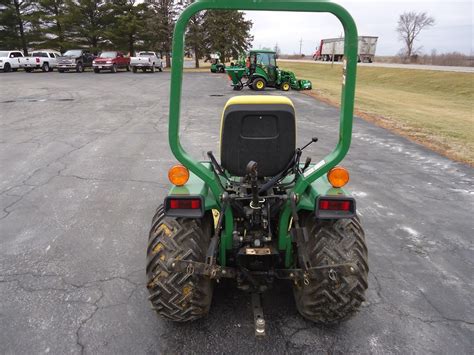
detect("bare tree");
top-left (396, 11), bottom-right (435, 59)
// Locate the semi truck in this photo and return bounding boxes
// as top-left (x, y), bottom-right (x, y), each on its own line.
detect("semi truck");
top-left (313, 36), bottom-right (378, 63)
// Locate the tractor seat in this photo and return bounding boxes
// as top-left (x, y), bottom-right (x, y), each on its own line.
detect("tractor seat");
top-left (220, 95), bottom-right (296, 177)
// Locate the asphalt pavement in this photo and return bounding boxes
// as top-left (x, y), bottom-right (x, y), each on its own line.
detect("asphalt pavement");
top-left (0, 70), bottom-right (473, 354)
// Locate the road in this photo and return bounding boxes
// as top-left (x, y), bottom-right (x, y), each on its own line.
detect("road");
top-left (0, 71), bottom-right (473, 354)
top-left (280, 59), bottom-right (474, 73)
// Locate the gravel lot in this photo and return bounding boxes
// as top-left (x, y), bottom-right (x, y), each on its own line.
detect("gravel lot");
top-left (0, 70), bottom-right (473, 354)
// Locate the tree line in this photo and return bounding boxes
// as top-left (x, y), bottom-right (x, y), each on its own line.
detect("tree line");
top-left (0, 0), bottom-right (253, 67)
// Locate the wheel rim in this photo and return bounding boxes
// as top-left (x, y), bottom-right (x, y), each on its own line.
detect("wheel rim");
top-left (256, 81), bottom-right (264, 89)
top-left (283, 83), bottom-right (289, 90)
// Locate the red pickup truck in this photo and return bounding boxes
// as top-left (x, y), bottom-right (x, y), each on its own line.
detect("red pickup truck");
top-left (92, 51), bottom-right (130, 73)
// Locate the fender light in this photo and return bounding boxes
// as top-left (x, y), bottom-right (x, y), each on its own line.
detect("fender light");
top-left (164, 196), bottom-right (204, 218)
top-left (315, 196), bottom-right (356, 219)
top-left (168, 164), bottom-right (189, 186)
top-left (327, 166), bottom-right (349, 188)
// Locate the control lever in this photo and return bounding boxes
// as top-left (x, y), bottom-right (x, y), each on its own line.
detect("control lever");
top-left (300, 137), bottom-right (318, 151)
top-left (302, 157), bottom-right (312, 173)
top-left (207, 151), bottom-right (226, 176)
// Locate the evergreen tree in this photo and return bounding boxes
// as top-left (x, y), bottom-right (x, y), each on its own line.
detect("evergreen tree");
top-left (104, 0), bottom-right (149, 55)
top-left (33, 0), bottom-right (67, 52)
top-left (145, 0), bottom-right (179, 67)
top-left (63, 0), bottom-right (110, 52)
top-left (202, 10), bottom-right (253, 63)
top-left (0, 0), bottom-right (35, 54)
top-left (183, 0), bottom-right (205, 68)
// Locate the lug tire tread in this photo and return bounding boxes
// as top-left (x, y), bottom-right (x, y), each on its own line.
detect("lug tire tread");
top-left (293, 215), bottom-right (368, 323)
top-left (146, 205), bottom-right (213, 322)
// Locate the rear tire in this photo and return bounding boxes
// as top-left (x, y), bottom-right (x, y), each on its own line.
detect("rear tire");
top-left (132, 67), bottom-right (137, 73)
top-left (293, 215), bottom-right (368, 323)
top-left (76, 62), bottom-right (83, 72)
top-left (24, 68), bottom-right (32, 73)
top-left (146, 206), bottom-right (213, 322)
top-left (151, 65), bottom-right (156, 73)
top-left (126, 64), bottom-right (130, 71)
top-left (252, 77), bottom-right (266, 91)
top-left (94, 68), bottom-right (100, 73)
top-left (58, 69), bottom-right (64, 73)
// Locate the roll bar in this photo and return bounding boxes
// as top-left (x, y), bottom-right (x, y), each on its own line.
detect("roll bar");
top-left (169, 0), bottom-right (358, 200)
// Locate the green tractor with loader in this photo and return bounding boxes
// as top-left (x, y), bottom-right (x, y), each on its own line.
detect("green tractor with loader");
top-left (226, 49), bottom-right (312, 91)
top-left (146, 0), bottom-right (368, 336)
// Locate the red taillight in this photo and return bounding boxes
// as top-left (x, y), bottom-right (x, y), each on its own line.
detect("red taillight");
top-left (319, 199), bottom-right (351, 211)
top-left (227, 75), bottom-right (232, 81)
top-left (36, 57), bottom-right (40, 63)
top-left (169, 199), bottom-right (201, 210)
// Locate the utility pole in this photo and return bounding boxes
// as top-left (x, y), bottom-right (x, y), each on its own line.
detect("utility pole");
top-left (299, 38), bottom-right (303, 55)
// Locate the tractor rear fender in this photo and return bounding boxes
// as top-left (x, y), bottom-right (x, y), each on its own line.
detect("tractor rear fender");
top-left (297, 174), bottom-right (353, 212)
top-left (278, 173), bottom-right (355, 266)
top-left (167, 162), bottom-right (218, 211)
top-left (252, 66), bottom-right (269, 81)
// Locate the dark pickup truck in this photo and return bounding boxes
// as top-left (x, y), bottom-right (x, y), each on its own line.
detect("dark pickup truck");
top-left (57, 49), bottom-right (94, 73)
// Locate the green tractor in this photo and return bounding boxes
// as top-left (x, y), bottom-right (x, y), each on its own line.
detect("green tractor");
top-left (226, 49), bottom-right (312, 91)
top-left (146, 0), bottom-right (368, 336)
top-left (210, 53), bottom-right (226, 73)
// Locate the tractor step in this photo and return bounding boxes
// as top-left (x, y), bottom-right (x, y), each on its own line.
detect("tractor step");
top-left (251, 293), bottom-right (266, 337)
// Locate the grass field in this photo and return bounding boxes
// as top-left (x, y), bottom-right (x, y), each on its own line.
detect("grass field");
top-left (279, 60), bottom-right (474, 165)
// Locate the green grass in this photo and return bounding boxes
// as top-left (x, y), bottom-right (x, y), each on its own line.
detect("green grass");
top-left (279, 60), bottom-right (474, 164)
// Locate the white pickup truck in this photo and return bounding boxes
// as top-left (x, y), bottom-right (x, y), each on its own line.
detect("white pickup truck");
top-left (19, 50), bottom-right (62, 72)
top-left (130, 51), bottom-right (163, 73)
top-left (0, 50), bottom-right (24, 72)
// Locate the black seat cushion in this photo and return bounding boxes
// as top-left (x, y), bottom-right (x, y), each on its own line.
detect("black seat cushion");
top-left (220, 103), bottom-right (296, 177)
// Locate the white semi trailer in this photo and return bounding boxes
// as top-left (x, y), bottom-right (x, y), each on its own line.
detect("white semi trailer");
top-left (313, 36), bottom-right (378, 63)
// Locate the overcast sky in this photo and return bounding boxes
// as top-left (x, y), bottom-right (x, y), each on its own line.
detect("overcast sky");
top-left (244, 0), bottom-right (473, 56)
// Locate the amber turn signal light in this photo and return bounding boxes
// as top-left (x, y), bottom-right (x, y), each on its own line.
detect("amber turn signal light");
top-left (327, 166), bottom-right (349, 188)
top-left (168, 164), bottom-right (189, 186)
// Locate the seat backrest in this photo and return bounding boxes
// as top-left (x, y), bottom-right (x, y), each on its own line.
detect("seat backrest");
top-left (220, 96), bottom-right (296, 177)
